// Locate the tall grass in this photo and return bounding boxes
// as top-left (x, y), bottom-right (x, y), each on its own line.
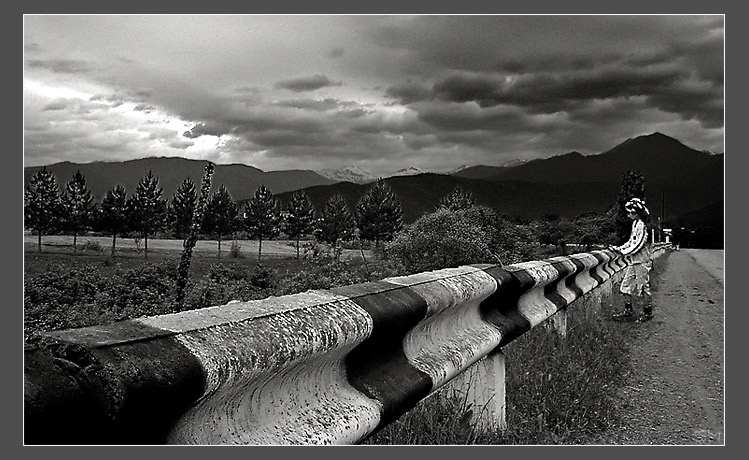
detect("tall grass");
top-left (364, 306), bottom-right (631, 445)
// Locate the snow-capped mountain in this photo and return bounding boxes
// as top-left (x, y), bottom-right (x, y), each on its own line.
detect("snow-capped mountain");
top-left (389, 166), bottom-right (426, 177)
top-left (447, 165), bottom-right (470, 174)
top-left (316, 166), bottom-right (377, 184)
top-left (500, 158), bottom-right (530, 168)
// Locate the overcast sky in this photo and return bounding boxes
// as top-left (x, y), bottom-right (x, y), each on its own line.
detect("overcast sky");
top-left (23, 15), bottom-right (724, 176)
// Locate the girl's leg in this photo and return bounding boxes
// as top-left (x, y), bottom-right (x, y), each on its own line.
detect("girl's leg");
top-left (613, 293), bottom-right (634, 320)
top-left (636, 285), bottom-right (654, 322)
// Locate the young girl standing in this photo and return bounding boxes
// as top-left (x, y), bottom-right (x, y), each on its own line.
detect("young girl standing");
top-left (610, 198), bottom-right (654, 323)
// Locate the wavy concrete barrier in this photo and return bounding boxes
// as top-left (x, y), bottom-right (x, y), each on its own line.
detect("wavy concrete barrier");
top-left (23, 245), bottom-right (670, 445)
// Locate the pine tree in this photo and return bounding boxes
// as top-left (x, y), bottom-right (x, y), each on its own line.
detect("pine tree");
top-left (284, 190), bottom-right (315, 259)
top-left (99, 184), bottom-right (128, 258)
top-left (613, 170), bottom-right (648, 243)
top-left (317, 193), bottom-right (356, 261)
top-left (438, 184), bottom-right (476, 211)
top-left (61, 170), bottom-right (94, 251)
top-left (203, 184), bottom-right (238, 258)
top-left (24, 167), bottom-right (62, 253)
top-left (170, 177), bottom-right (197, 242)
top-left (128, 170), bottom-right (167, 259)
top-left (355, 178), bottom-right (403, 245)
top-left (244, 185), bottom-right (280, 264)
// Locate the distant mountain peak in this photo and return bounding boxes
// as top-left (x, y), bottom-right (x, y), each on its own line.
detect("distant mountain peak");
top-left (390, 166), bottom-right (426, 177)
top-left (500, 158), bottom-right (530, 168)
top-left (316, 166), bottom-right (376, 184)
top-left (448, 164), bottom-right (470, 174)
top-left (604, 131), bottom-right (696, 159)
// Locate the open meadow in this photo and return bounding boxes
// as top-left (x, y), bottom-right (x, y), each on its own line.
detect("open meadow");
top-left (23, 234), bottom-right (380, 338)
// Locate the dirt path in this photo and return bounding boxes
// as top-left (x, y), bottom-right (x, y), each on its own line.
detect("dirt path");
top-left (598, 249), bottom-right (725, 445)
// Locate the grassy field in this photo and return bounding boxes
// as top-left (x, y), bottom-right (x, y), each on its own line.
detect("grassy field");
top-left (23, 234), bottom-right (385, 338)
top-left (24, 234), bottom-right (367, 262)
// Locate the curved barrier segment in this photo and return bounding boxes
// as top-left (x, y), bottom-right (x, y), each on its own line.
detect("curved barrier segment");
top-left (24, 245), bottom-right (671, 445)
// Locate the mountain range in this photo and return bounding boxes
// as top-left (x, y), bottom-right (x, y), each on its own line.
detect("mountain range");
top-left (24, 132), bottom-right (723, 234)
top-left (23, 157), bottom-right (336, 202)
top-left (274, 132), bottom-right (723, 230)
top-left (316, 166), bottom-right (377, 184)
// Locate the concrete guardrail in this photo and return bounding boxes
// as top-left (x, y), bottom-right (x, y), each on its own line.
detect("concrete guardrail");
top-left (24, 244), bottom-right (671, 445)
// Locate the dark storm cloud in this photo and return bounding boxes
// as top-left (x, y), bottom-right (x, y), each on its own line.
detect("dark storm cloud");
top-left (368, 16), bottom-right (724, 74)
top-left (24, 15), bottom-right (724, 172)
top-left (184, 121), bottom-right (233, 139)
top-left (413, 101), bottom-right (551, 136)
top-left (274, 74), bottom-right (343, 92)
top-left (396, 53), bottom-right (720, 129)
top-left (385, 81), bottom-right (432, 104)
top-left (252, 130), bottom-right (341, 148)
top-left (274, 98), bottom-right (342, 111)
top-left (431, 74), bottom-right (501, 106)
top-left (370, 15), bottom-right (724, 131)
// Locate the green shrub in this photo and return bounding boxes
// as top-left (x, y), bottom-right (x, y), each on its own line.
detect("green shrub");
top-left (386, 207), bottom-right (495, 272)
top-left (24, 261), bottom-right (182, 337)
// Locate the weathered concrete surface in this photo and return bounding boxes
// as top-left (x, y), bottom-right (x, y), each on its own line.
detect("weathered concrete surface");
top-left (24, 322), bottom-right (206, 444)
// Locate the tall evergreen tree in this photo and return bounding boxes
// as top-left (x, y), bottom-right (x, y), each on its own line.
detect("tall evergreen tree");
top-left (203, 185), bottom-right (238, 258)
top-left (438, 184), bottom-right (476, 211)
top-left (24, 167), bottom-right (62, 253)
top-left (61, 170), bottom-right (94, 251)
top-left (356, 178), bottom-right (403, 245)
top-left (128, 170), bottom-right (167, 259)
top-left (612, 170), bottom-right (648, 244)
top-left (170, 177), bottom-right (197, 241)
top-left (317, 193), bottom-right (356, 247)
top-left (284, 190), bottom-right (315, 259)
top-left (244, 185), bottom-right (280, 264)
top-left (99, 184), bottom-right (129, 258)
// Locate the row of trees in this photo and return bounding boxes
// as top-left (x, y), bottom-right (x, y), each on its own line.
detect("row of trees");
top-left (24, 167), bottom-right (405, 261)
top-left (26, 165), bottom-right (647, 266)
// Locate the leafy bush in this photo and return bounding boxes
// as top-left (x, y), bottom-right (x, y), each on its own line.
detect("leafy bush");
top-left (24, 261), bottom-right (184, 337)
top-left (386, 207), bottom-right (496, 272)
top-left (24, 264), bottom-right (111, 335)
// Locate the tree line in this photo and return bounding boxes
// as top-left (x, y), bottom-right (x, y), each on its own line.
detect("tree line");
top-left (23, 166), bottom-right (405, 262)
top-left (25, 164), bottom-right (648, 267)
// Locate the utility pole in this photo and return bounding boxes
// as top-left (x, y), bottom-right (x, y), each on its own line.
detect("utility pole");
top-left (660, 191), bottom-right (665, 243)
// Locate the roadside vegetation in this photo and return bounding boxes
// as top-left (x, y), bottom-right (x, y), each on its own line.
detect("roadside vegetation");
top-left (24, 164), bottom-right (649, 444)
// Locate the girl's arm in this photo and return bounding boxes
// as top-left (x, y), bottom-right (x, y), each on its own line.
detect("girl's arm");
top-left (612, 220), bottom-right (647, 255)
